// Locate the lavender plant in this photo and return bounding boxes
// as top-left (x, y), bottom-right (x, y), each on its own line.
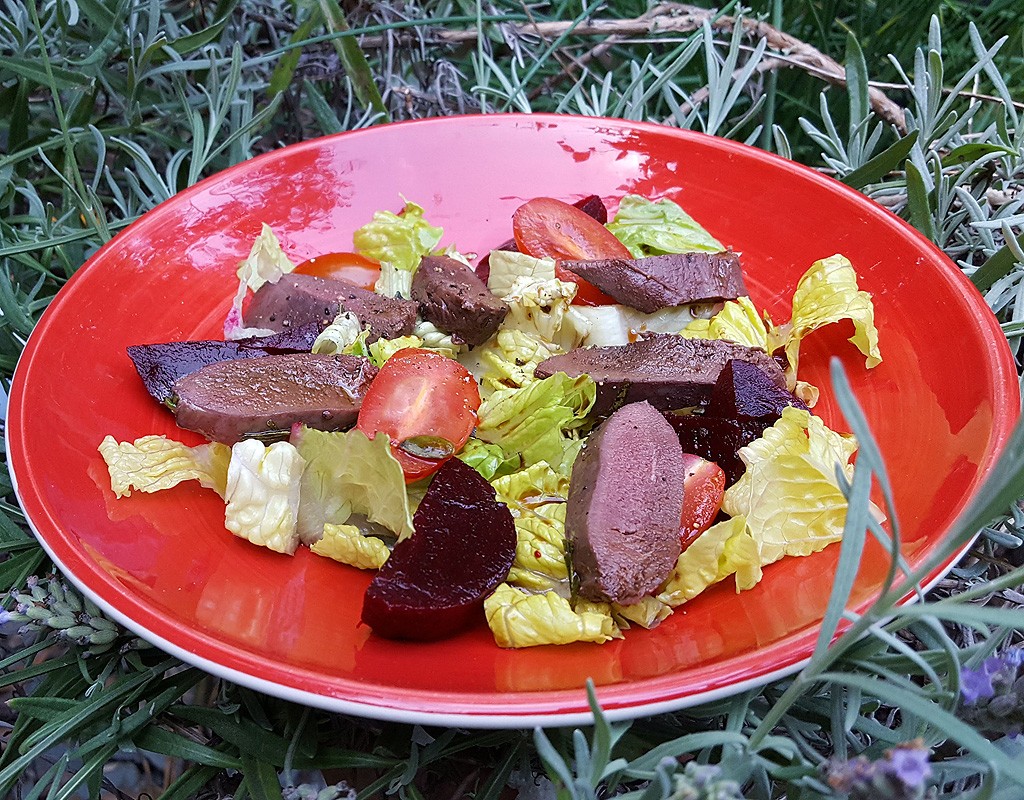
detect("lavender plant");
top-left (2, 2), bottom-right (1023, 798)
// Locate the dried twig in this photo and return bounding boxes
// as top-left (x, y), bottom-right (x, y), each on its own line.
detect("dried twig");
top-left (357, 3), bottom-right (908, 132)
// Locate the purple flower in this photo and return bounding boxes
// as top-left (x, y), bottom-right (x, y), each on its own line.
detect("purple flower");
top-left (826, 741), bottom-right (931, 800)
top-left (0, 608), bottom-right (11, 626)
top-left (961, 666), bottom-right (996, 704)
top-left (887, 747), bottom-right (932, 786)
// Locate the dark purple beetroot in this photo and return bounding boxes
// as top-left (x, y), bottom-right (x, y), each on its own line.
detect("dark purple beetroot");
top-left (173, 353), bottom-right (377, 443)
top-left (566, 402), bottom-right (685, 605)
top-left (707, 359), bottom-right (808, 419)
top-left (361, 458), bottom-right (516, 641)
top-left (665, 413), bottom-right (774, 485)
top-left (475, 194), bottom-right (609, 281)
top-left (127, 324), bottom-right (320, 406)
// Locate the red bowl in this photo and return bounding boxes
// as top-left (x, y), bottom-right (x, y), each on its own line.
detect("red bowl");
top-left (7, 115), bottom-right (1017, 727)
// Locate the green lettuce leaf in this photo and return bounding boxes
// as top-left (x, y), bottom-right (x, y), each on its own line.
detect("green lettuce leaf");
top-left (606, 195), bottom-right (725, 257)
top-left (292, 427), bottom-right (416, 545)
top-left (353, 200), bottom-right (442, 281)
top-left (484, 583), bottom-right (621, 648)
top-left (723, 407), bottom-right (859, 566)
top-left (224, 440), bottom-right (305, 555)
top-left (680, 296), bottom-right (775, 352)
top-left (98, 435), bottom-right (231, 499)
top-left (476, 372), bottom-right (595, 471)
top-left (456, 437), bottom-right (520, 480)
top-left (471, 328), bottom-right (562, 395)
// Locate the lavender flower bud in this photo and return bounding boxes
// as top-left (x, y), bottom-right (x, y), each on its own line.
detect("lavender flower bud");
top-left (959, 647), bottom-right (1024, 736)
top-left (826, 740), bottom-right (931, 800)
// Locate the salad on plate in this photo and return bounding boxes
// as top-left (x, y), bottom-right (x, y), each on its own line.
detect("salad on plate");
top-left (98, 192), bottom-right (882, 649)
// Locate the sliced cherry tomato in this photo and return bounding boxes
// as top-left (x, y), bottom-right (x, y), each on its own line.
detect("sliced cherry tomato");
top-left (512, 197), bottom-right (631, 306)
top-left (678, 453), bottom-right (726, 550)
top-left (355, 349), bottom-right (481, 483)
top-left (293, 252), bottom-right (380, 291)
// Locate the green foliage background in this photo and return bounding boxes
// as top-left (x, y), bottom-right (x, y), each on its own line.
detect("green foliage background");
top-left (2, 1), bottom-right (1024, 798)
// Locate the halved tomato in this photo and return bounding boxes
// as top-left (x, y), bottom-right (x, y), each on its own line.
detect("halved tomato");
top-left (512, 197), bottom-right (631, 306)
top-left (355, 349), bottom-right (481, 482)
top-left (293, 252), bottom-right (380, 291)
top-left (678, 453), bottom-right (726, 550)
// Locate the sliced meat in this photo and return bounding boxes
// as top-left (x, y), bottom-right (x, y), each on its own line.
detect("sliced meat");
top-left (411, 256), bottom-right (509, 347)
top-left (560, 251), bottom-right (747, 314)
top-left (565, 401), bottom-right (685, 605)
top-left (127, 324), bottom-right (320, 406)
top-left (172, 353), bottom-right (377, 444)
top-left (707, 359), bottom-right (807, 419)
top-left (244, 273), bottom-right (418, 342)
top-left (534, 334), bottom-right (786, 416)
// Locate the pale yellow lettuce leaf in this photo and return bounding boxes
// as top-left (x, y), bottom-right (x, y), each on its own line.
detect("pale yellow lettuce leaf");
top-left (312, 311), bottom-right (364, 355)
top-left (310, 523), bottom-right (391, 570)
top-left (367, 335), bottom-right (424, 367)
top-left (224, 440), bottom-right (305, 555)
top-left (510, 514), bottom-right (569, 586)
top-left (574, 303), bottom-right (712, 348)
top-left (225, 224), bottom-right (296, 339)
top-left (471, 329), bottom-right (562, 395)
top-left (782, 254), bottom-right (882, 378)
top-left (680, 296), bottom-right (775, 351)
top-left (486, 250), bottom-right (557, 298)
top-left (412, 320), bottom-right (464, 359)
top-left (354, 200), bottom-right (442, 274)
top-left (723, 407), bottom-right (858, 566)
top-left (491, 462), bottom-right (571, 514)
top-left (484, 584), bottom-right (621, 648)
top-left (612, 596), bottom-right (674, 629)
top-left (99, 435), bottom-right (231, 499)
top-left (658, 516), bottom-right (761, 607)
top-left (501, 275), bottom-right (591, 352)
top-left (292, 427), bottom-right (415, 545)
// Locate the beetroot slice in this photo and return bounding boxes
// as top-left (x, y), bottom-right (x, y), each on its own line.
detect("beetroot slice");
top-left (707, 359), bottom-right (807, 419)
top-left (361, 458), bottom-right (516, 641)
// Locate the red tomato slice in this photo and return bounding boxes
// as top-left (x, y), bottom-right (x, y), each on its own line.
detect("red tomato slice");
top-left (512, 197), bottom-right (631, 306)
top-left (678, 453), bottom-right (726, 549)
top-left (293, 252), bottom-right (381, 291)
top-left (355, 349), bottom-right (481, 483)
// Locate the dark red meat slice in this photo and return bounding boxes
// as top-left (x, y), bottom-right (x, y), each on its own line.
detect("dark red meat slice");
top-left (244, 273), bottom-right (417, 342)
top-left (534, 334), bottom-right (786, 416)
top-left (560, 251), bottom-right (747, 314)
top-left (565, 401), bottom-right (685, 604)
top-left (172, 353), bottom-right (377, 444)
top-left (411, 256), bottom-right (508, 346)
top-left (127, 324), bottom-right (319, 406)
top-left (361, 458), bottom-right (516, 641)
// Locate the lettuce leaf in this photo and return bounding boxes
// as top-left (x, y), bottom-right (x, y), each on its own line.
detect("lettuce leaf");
top-left (486, 250), bottom-right (557, 298)
top-left (501, 276), bottom-right (591, 352)
top-left (224, 440), bottom-right (305, 555)
top-left (484, 584), bottom-right (621, 648)
top-left (291, 427), bottom-right (416, 545)
top-left (310, 523), bottom-right (391, 569)
top-left (98, 435), bottom-right (231, 499)
top-left (312, 311), bottom-right (364, 355)
top-left (470, 328), bottom-right (562, 395)
top-left (781, 254), bottom-right (882, 378)
top-left (476, 373), bottom-right (595, 471)
top-left (612, 596), bottom-right (674, 629)
top-left (680, 296), bottom-right (776, 352)
top-left (491, 461), bottom-right (571, 512)
top-left (658, 516), bottom-right (761, 607)
top-left (606, 195), bottom-right (725, 258)
top-left (412, 319), bottom-right (464, 359)
top-left (723, 407), bottom-right (858, 566)
top-left (225, 224), bottom-right (296, 339)
top-left (353, 200), bottom-right (442, 289)
top-left (456, 437), bottom-right (520, 481)
top-left (574, 303), bottom-right (714, 348)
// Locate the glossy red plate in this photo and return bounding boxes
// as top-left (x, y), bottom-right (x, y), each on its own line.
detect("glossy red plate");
top-left (7, 115), bottom-right (1018, 727)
